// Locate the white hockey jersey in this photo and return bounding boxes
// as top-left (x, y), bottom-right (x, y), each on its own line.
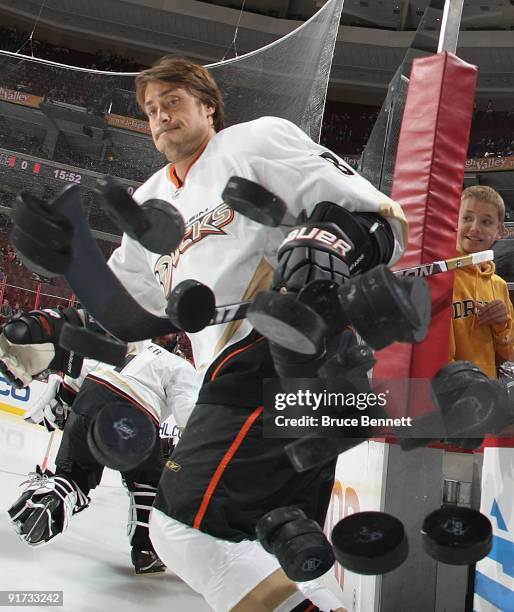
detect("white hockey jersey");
top-left (108, 116), bottom-right (407, 382)
top-left (80, 344), bottom-right (197, 427)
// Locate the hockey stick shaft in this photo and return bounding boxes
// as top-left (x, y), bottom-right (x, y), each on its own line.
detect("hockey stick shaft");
top-left (57, 189), bottom-right (493, 336)
top-left (210, 250), bottom-right (495, 325)
top-left (40, 429), bottom-right (56, 472)
top-left (393, 249), bottom-right (493, 277)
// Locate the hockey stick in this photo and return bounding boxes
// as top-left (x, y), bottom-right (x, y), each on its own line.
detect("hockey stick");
top-left (56, 186), bottom-right (494, 339)
top-left (40, 429), bottom-right (56, 472)
top-left (209, 250), bottom-right (495, 325)
top-left (58, 186), bottom-right (177, 341)
top-left (393, 249), bottom-right (493, 277)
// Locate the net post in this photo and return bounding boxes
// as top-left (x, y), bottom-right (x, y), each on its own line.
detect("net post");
top-left (437, 0), bottom-right (465, 54)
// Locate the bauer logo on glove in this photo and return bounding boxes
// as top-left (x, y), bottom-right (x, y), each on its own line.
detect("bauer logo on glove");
top-left (281, 225), bottom-right (353, 258)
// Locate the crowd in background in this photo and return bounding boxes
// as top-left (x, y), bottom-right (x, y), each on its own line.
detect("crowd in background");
top-left (4, 24), bottom-right (514, 162)
top-left (0, 26), bottom-right (142, 72)
top-left (1, 24), bottom-right (513, 322)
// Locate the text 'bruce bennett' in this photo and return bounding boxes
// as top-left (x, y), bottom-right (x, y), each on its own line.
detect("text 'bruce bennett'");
top-left (274, 415), bottom-right (414, 427)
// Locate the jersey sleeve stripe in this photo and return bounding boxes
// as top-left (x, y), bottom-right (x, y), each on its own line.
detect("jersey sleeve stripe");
top-left (209, 336), bottom-right (266, 382)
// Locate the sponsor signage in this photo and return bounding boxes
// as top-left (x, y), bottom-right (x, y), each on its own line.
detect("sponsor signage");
top-left (106, 113), bottom-right (151, 135)
top-left (466, 156), bottom-right (514, 173)
top-left (0, 87), bottom-right (43, 108)
top-left (0, 377), bottom-right (48, 416)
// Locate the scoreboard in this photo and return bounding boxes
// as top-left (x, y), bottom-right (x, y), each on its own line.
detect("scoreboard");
top-left (0, 148), bottom-right (140, 194)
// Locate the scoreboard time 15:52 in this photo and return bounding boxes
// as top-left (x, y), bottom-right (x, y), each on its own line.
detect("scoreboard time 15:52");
top-left (0, 148), bottom-right (138, 194)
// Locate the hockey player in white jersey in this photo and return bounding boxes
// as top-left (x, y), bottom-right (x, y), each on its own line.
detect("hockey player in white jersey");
top-left (7, 340), bottom-right (197, 575)
top-left (0, 56), bottom-right (407, 610)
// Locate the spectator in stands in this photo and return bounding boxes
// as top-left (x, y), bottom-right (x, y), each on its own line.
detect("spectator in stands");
top-left (0, 298), bottom-right (12, 317)
top-left (449, 185), bottom-right (514, 378)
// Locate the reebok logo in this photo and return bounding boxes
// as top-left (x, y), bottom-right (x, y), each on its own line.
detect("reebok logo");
top-left (165, 460), bottom-right (181, 472)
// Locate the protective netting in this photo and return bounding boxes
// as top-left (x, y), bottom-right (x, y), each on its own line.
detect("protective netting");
top-left (0, 0), bottom-right (342, 308)
top-left (207, 0), bottom-right (343, 143)
top-left (358, 0), bottom-right (445, 195)
top-left (0, 0), bottom-right (342, 215)
top-left (358, 69), bottom-right (410, 197)
top-left (0, 55), bottom-right (151, 236)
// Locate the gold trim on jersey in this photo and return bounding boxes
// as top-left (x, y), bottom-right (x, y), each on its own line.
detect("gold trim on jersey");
top-left (87, 371), bottom-right (160, 422)
top-left (378, 197), bottom-right (409, 245)
top-left (212, 258), bottom-right (274, 359)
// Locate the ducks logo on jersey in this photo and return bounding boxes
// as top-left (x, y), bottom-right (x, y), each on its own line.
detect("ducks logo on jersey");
top-left (154, 202), bottom-right (235, 296)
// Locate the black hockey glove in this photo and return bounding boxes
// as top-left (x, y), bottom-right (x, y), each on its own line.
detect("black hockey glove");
top-left (0, 307), bottom-right (84, 387)
top-left (267, 203), bottom-right (394, 377)
top-left (273, 202), bottom-right (395, 293)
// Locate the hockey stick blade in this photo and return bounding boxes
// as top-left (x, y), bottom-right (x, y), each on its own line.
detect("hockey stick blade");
top-left (59, 323), bottom-right (128, 367)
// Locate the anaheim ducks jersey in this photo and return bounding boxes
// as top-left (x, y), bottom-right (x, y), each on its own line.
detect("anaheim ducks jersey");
top-left (108, 116), bottom-right (407, 387)
top-left (83, 343), bottom-right (197, 427)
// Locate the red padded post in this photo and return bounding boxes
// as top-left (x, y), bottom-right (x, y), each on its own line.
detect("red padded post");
top-left (374, 52), bottom-right (477, 415)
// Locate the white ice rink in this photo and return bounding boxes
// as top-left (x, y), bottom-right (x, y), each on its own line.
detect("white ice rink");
top-left (0, 410), bottom-right (211, 612)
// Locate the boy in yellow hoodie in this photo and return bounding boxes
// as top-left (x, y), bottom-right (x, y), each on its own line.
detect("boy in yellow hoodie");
top-left (449, 185), bottom-right (514, 378)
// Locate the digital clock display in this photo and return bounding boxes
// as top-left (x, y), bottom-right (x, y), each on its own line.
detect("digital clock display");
top-left (0, 149), bottom-right (139, 194)
top-left (51, 168), bottom-right (82, 184)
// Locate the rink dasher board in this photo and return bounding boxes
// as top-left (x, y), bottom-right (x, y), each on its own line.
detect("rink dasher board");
top-left (323, 440), bottom-right (388, 612)
top-left (0, 376), bottom-right (48, 416)
top-left (474, 443), bottom-right (514, 612)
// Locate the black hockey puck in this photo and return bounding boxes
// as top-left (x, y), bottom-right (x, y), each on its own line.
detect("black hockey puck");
top-left (88, 402), bottom-right (156, 471)
top-left (95, 177), bottom-right (148, 236)
top-left (11, 226), bottom-right (71, 278)
top-left (421, 506), bottom-right (492, 565)
top-left (401, 276), bottom-right (431, 343)
top-left (140, 199), bottom-right (185, 254)
top-left (338, 266), bottom-right (430, 350)
top-left (247, 291), bottom-right (327, 354)
top-left (256, 506), bottom-right (306, 554)
top-left (59, 323), bottom-right (127, 366)
top-left (222, 176), bottom-right (287, 227)
top-left (166, 279), bottom-right (216, 332)
top-left (95, 178), bottom-right (185, 254)
top-left (298, 280), bottom-right (349, 335)
top-left (11, 192), bottom-right (74, 277)
top-left (332, 511), bottom-right (408, 575)
top-left (273, 518), bottom-right (335, 581)
top-left (256, 507), bottom-right (335, 581)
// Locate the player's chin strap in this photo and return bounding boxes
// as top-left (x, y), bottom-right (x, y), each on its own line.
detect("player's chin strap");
top-left (126, 481), bottom-right (157, 544)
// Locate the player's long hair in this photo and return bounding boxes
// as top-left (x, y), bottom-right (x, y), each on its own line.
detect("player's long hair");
top-left (135, 56), bottom-right (225, 132)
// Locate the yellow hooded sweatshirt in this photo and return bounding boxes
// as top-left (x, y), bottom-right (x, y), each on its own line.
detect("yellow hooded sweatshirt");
top-left (449, 254), bottom-right (514, 378)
